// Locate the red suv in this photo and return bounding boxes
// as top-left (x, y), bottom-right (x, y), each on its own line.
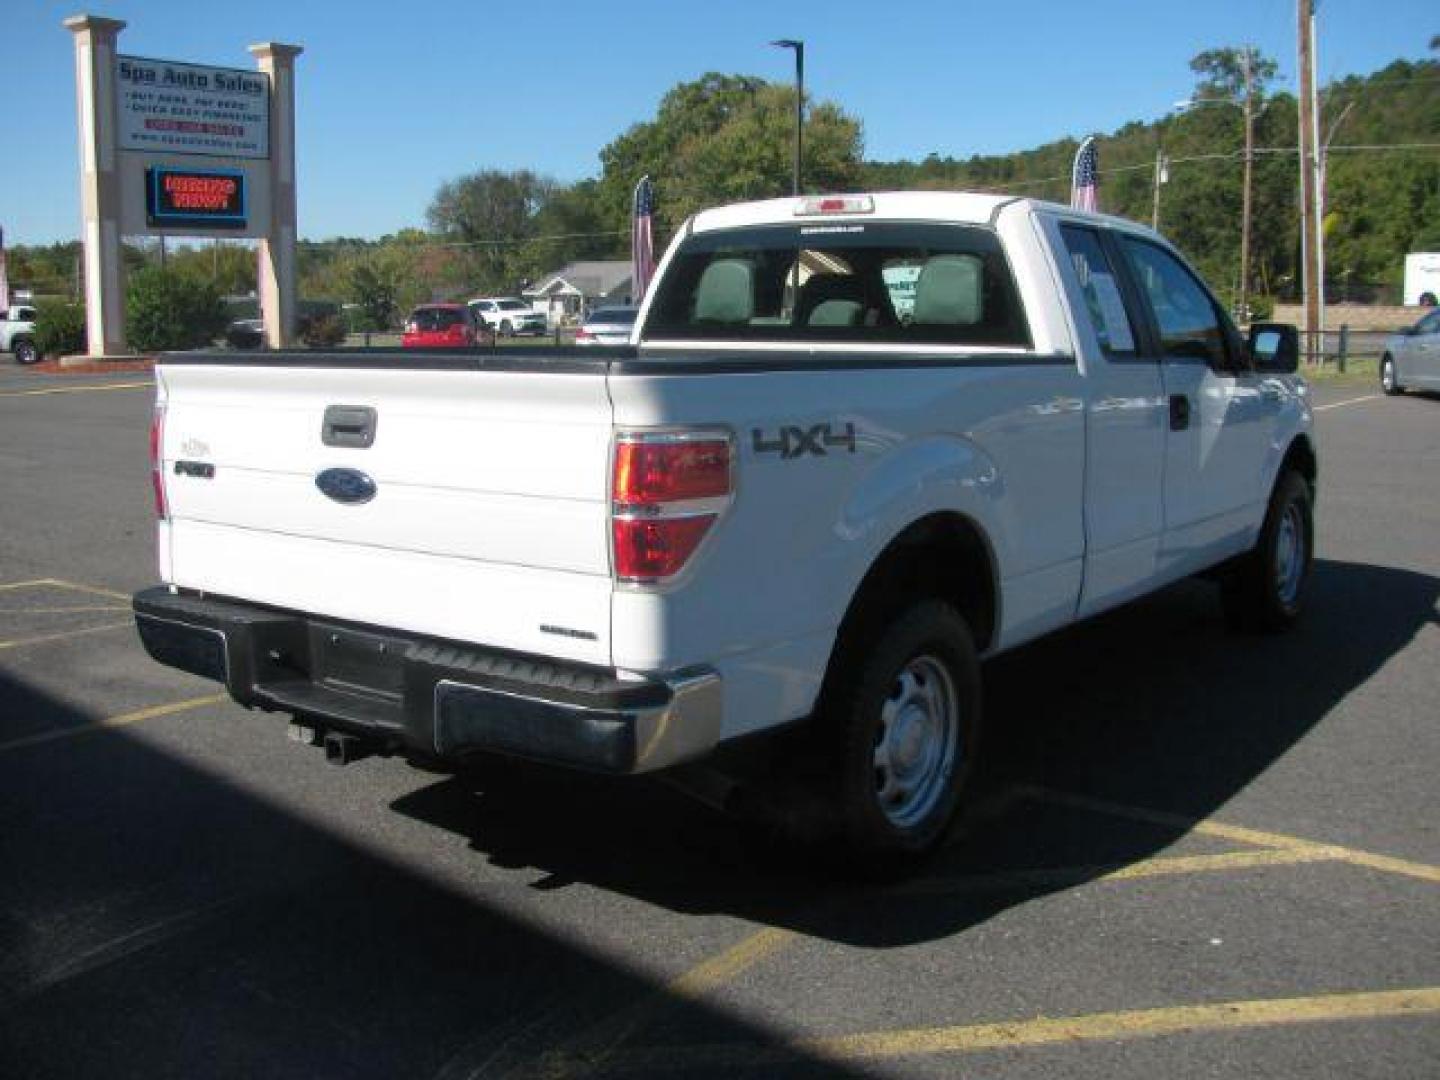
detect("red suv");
top-left (402, 304), bottom-right (492, 349)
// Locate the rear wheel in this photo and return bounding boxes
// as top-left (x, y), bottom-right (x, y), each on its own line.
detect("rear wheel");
top-left (1222, 470), bottom-right (1314, 633)
top-left (822, 600), bottom-right (980, 871)
top-left (13, 339), bottom-right (38, 365)
top-left (1380, 354), bottom-right (1404, 395)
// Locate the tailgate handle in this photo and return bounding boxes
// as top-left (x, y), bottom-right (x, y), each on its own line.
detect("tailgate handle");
top-left (322, 406), bottom-right (377, 448)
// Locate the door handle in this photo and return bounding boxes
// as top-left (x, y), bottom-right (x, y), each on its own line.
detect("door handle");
top-left (1168, 394), bottom-right (1191, 431)
top-left (322, 405), bottom-right (377, 448)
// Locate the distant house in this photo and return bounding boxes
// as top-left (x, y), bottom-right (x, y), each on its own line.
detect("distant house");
top-left (524, 261), bottom-right (633, 324)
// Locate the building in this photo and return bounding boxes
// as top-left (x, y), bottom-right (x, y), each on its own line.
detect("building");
top-left (524, 261), bottom-right (633, 325)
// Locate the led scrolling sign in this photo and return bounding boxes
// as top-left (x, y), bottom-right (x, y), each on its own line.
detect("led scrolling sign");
top-left (145, 167), bottom-right (248, 230)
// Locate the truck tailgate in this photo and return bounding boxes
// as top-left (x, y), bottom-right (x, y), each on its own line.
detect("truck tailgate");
top-left (155, 362), bottom-right (614, 665)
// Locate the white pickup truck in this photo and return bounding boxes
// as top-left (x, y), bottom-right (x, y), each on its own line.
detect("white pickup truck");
top-left (1, 304), bottom-right (38, 365)
top-left (134, 192), bottom-right (1315, 867)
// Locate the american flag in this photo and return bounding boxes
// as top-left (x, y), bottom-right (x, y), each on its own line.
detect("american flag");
top-left (631, 176), bottom-right (655, 303)
top-left (0, 226), bottom-right (9, 312)
top-left (1070, 137), bottom-right (1099, 213)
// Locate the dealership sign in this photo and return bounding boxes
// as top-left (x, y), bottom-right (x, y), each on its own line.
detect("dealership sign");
top-left (117, 55), bottom-right (270, 159)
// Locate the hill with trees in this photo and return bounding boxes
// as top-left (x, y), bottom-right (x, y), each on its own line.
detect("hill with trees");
top-left (6, 48), bottom-right (1436, 325)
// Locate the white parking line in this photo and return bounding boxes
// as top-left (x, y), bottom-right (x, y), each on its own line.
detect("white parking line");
top-left (1313, 394), bottom-right (1380, 412)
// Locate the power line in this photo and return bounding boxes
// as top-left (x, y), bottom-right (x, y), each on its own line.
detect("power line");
top-left (973, 141), bottom-right (1439, 196)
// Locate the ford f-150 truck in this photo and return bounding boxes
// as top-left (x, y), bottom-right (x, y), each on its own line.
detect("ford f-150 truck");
top-left (134, 192), bottom-right (1314, 867)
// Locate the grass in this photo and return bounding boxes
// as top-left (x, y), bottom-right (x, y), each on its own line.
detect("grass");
top-left (1303, 356), bottom-right (1380, 387)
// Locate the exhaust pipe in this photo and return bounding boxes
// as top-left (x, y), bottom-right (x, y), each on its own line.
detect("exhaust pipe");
top-left (323, 732), bottom-right (374, 767)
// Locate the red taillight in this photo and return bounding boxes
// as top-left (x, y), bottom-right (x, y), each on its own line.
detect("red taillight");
top-left (613, 517), bottom-right (715, 581)
top-left (150, 401), bottom-right (168, 520)
top-left (574, 327), bottom-right (593, 341)
top-left (614, 439), bottom-right (731, 504)
top-left (611, 432), bottom-right (733, 583)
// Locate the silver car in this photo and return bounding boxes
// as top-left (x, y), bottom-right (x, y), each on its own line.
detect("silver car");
top-left (576, 306), bottom-right (639, 346)
top-left (1381, 308), bottom-right (1440, 395)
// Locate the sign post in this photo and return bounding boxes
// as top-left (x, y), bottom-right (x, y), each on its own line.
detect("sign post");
top-left (249, 43), bottom-right (303, 349)
top-left (65, 14), bottom-right (128, 357)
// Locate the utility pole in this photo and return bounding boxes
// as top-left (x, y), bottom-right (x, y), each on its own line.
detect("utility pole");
top-left (1239, 47), bottom-right (1255, 325)
top-left (1151, 125), bottom-right (1168, 230)
top-left (1297, 0), bottom-right (1320, 363)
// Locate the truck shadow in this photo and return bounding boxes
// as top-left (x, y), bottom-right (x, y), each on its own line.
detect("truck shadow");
top-left (0, 680), bottom-right (871, 1078)
top-left (391, 558), bottom-right (1439, 945)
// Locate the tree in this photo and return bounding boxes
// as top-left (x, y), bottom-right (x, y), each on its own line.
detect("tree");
top-left (126, 267), bottom-right (228, 352)
top-left (1188, 46), bottom-right (1278, 101)
top-left (348, 259), bottom-right (401, 330)
top-left (595, 73), bottom-right (864, 237)
top-left (427, 169), bottom-right (560, 293)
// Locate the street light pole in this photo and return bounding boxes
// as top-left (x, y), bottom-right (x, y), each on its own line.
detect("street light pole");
top-left (1239, 46), bottom-right (1255, 325)
top-left (771, 39), bottom-right (804, 195)
top-left (1298, 0), bottom-right (1321, 364)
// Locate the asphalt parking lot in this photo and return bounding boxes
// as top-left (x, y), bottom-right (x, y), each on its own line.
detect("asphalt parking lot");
top-left (1, 366), bottom-right (1437, 1078)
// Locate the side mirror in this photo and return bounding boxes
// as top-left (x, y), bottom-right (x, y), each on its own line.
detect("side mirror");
top-left (1248, 322), bottom-right (1299, 374)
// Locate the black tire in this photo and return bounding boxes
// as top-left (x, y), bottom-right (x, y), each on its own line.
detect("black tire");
top-left (1221, 470), bottom-right (1314, 633)
top-left (13, 339), bottom-right (38, 365)
top-left (499, 319), bottom-right (514, 337)
top-left (1380, 353), bottom-right (1404, 396)
top-left (822, 600), bottom-right (981, 871)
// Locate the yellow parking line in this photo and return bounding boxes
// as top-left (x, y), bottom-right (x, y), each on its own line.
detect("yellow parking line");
top-left (1026, 786), bottom-right (1440, 886)
top-left (0, 580), bottom-right (55, 593)
top-left (532, 927), bottom-right (799, 1079)
top-left (44, 578), bottom-right (133, 602)
top-left (596, 986), bottom-right (1440, 1073)
top-left (899, 846), bottom-right (1342, 897)
top-left (0, 381), bottom-right (152, 398)
top-left (0, 621), bottom-right (133, 651)
top-left (0, 693), bottom-right (227, 755)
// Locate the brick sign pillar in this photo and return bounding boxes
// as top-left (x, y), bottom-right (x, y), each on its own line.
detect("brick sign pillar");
top-left (65, 14), bottom-right (128, 357)
top-left (249, 42), bottom-right (303, 349)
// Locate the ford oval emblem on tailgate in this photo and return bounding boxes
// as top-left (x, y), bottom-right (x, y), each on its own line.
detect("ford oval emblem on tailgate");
top-left (316, 468), bottom-right (377, 505)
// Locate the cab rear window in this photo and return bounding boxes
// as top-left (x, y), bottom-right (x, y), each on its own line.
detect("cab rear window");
top-left (644, 222), bottom-right (1030, 347)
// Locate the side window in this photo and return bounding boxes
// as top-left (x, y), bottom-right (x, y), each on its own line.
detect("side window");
top-left (1415, 311), bottom-right (1440, 336)
top-left (1059, 225), bottom-right (1138, 357)
top-left (1121, 238), bottom-right (1229, 367)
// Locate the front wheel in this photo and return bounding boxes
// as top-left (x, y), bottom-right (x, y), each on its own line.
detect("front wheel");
top-left (1221, 470), bottom-right (1314, 633)
top-left (13, 339), bottom-right (38, 365)
top-left (824, 600), bottom-right (981, 870)
top-left (499, 320), bottom-right (514, 337)
top-left (1380, 354), bottom-right (1404, 395)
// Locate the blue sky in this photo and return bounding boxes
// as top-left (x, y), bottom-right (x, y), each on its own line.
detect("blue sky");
top-left (3, 0), bottom-right (1433, 244)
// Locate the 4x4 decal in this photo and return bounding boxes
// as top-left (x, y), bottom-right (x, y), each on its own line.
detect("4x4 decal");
top-left (752, 423), bottom-right (857, 459)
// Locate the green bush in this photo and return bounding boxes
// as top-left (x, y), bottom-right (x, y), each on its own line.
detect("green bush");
top-left (126, 267), bottom-right (228, 352)
top-left (1247, 294), bottom-right (1276, 322)
top-left (32, 300), bottom-right (87, 358)
top-left (301, 313), bottom-right (348, 348)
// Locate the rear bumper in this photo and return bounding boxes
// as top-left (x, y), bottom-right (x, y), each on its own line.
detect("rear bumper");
top-left (132, 587), bottom-right (721, 774)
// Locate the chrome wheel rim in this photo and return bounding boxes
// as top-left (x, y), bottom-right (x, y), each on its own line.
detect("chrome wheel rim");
top-left (873, 655), bottom-right (960, 829)
top-left (1274, 501), bottom-right (1306, 608)
top-left (1382, 359), bottom-right (1394, 391)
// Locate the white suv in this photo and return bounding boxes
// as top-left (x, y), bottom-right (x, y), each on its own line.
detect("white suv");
top-left (468, 297), bottom-right (547, 337)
